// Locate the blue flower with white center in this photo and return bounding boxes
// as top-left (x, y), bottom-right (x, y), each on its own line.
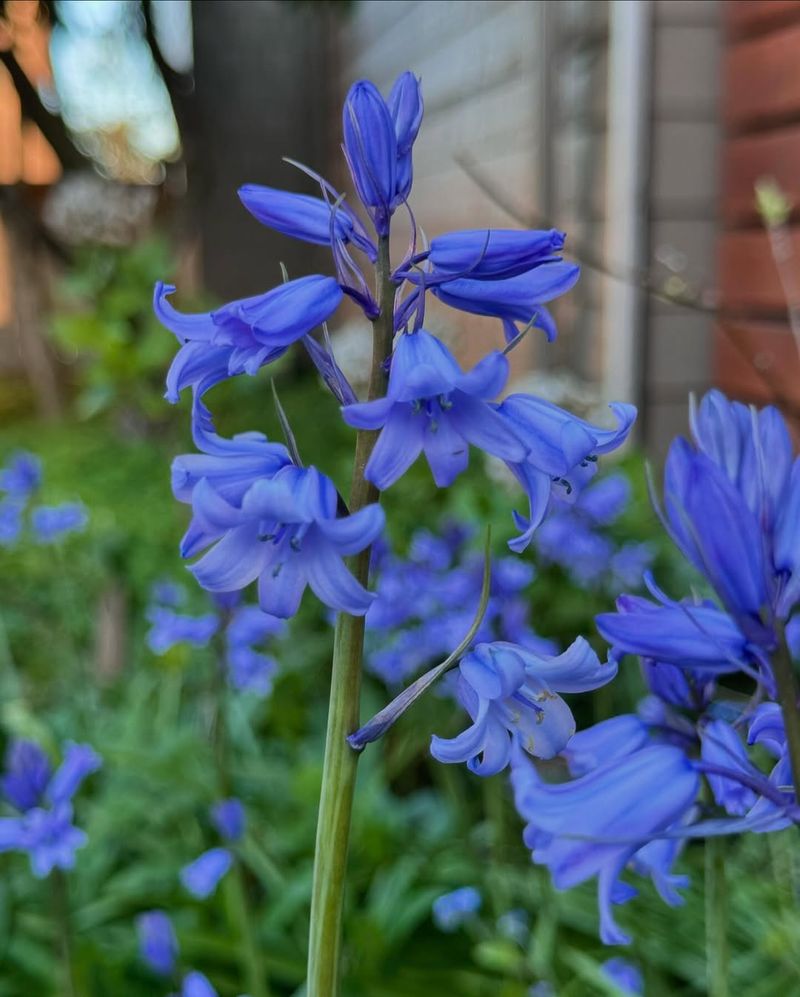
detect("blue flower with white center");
top-left (211, 798), bottom-right (245, 843)
top-left (185, 464), bottom-right (384, 618)
top-left (0, 451), bottom-right (41, 499)
top-left (430, 638), bottom-right (616, 775)
top-left (496, 397), bottom-right (636, 552)
top-left (30, 503), bottom-right (88, 544)
top-left (432, 886), bottom-right (481, 932)
top-left (511, 741), bottom-right (698, 945)
top-left (180, 847), bottom-right (232, 899)
top-left (154, 275), bottom-right (343, 402)
top-left (136, 910), bottom-right (178, 976)
top-left (342, 330), bottom-right (527, 490)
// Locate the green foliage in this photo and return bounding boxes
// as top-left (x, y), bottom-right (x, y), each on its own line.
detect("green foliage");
top-left (49, 236), bottom-right (183, 423)
top-left (1, 372), bottom-right (799, 997)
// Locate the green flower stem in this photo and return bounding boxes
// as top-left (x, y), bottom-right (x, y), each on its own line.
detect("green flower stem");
top-left (705, 836), bottom-right (729, 997)
top-left (307, 236), bottom-right (394, 997)
top-left (210, 623), bottom-right (269, 997)
top-left (773, 628), bottom-right (800, 803)
top-left (52, 870), bottom-right (77, 997)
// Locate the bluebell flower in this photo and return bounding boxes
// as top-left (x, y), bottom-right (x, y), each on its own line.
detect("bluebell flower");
top-left (180, 847), bottom-right (232, 899)
top-left (495, 397), bottom-right (636, 551)
top-left (342, 79), bottom-right (397, 234)
top-left (137, 910), bottom-right (178, 976)
top-left (641, 659), bottom-right (715, 711)
top-left (2, 740), bottom-right (51, 811)
top-left (431, 886), bottom-right (481, 931)
top-left (182, 971), bottom-right (218, 997)
top-left (748, 702), bottom-right (785, 757)
top-left (211, 798), bottom-right (245, 842)
top-left (561, 715), bottom-right (649, 777)
top-left (430, 638), bottom-right (616, 775)
top-left (411, 227), bottom-right (565, 283)
top-left (610, 543), bottom-right (656, 589)
top-left (601, 958), bottom-right (644, 995)
top-left (663, 441), bottom-right (769, 636)
top-left (774, 457), bottom-right (800, 618)
top-left (0, 451), bottom-right (41, 498)
top-left (46, 742), bottom-right (102, 806)
top-left (31, 503), bottom-right (88, 543)
top-left (146, 607), bottom-right (219, 655)
top-left (577, 473), bottom-right (631, 525)
top-left (154, 275), bottom-right (343, 402)
top-left (535, 515), bottom-right (614, 586)
top-left (225, 605), bottom-right (284, 695)
top-left (596, 595), bottom-right (750, 674)
top-left (172, 397), bottom-right (290, 510)
top-left (511, 742), bottom-right (698, 944)
top-left (184, 464), bottom-right (384, 618)
top-left (0, 500), bottom-right (22, 546)
top-left (151, 579), bottom-right (186, 607)
top-left (387, 71), bottom-right (423, 206)
top-left (238, 184), bottom-right (375, 256)
top-left (432, 261), bottom-right (580, 342)
top-left (342, 330), bottom-right (527, 489)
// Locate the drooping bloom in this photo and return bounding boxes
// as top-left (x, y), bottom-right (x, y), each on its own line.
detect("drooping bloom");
top-left (180, 847), bottom-right (232, 899)
top-left (211, 798), bottom-right (246, 843)
top-left (137, 910), bottom-right (178, 976)
top-left (184, 464), bottom-right (384, 618)
top-left (0, 451), bottom-right (41, 499)
top-left (430, 638), bottom-right (616, 775)
top-left (155, 275), bottom-right (343, 402)
top-left (432, 261), bottom-right (580, 342)
top-left (424, 228), bottom-right (566, 281)
top-left (30, 503), bottom-right (88, 543)
top-left (511, 742), bottom-right (698, 944)
top-left (496, 397), bottom-right (636, 552)
top-left (342, 329), bottom-right (527, 490)
top-left (431, 887), bottom-right (481, 932)
top-left (561, 714), bottom-right (649, 777)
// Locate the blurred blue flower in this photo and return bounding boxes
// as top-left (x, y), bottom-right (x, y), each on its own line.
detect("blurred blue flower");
top-left (0, 451), bottom-right (41, 499)
top-left (431, 638), bottom-right (615, 775)
top-left (0, 500), bottom-right (22, 546)
top-left (343, 330), bottom-right (526, 490)
top-left (16, 804), bottom-right (88, 878)
top-left (146, 607), bottom-right (219, 655)
top-left (137, 910), bottom-right (178, 976)
top-left (211, 799), bottom-right (245, 843)
top-left (185, 464), bottom-right (384, 618)
top-left (432, 886), bottom-right (481, 931)
top-left (601, 958), bottom-right (644, 994)
top-left (180, 847), bottom-right (232, 899)
top-left (225, 605), bottom-right (284, 695)
top-left (30, 503), bottom-right (88, 543)
top-left (1, 740), bottom-right (51, 811)
top-left (182, 971), bottom-right (218, 997)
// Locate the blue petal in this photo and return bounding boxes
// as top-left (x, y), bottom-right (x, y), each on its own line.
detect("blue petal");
top-left (516, 637), bottom-right (616, 693)
top-left (180, 847), bottom-right (232, 899)
top-left (304, 544), bottom-right (375, 615)
top-left (238, 185), bottom-right (354, 245)
top-left (364, 405), bottom-right (425, 490)
top-left (422, 411), bottom-right (470, 487)
top-left (315, 504), bottom-right (385, 555)
top-left (190, 526), bottom-right (267, 592)
top-left (257, 555), bottom-right (307, 619)
top-left (450, 395), bottom-right (527, 463)
top-left (47, 743), bottom-right (101, 806)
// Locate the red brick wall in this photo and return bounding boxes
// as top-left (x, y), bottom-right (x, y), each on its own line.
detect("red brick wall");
top-left (717, 0), bottom-right (800, 407)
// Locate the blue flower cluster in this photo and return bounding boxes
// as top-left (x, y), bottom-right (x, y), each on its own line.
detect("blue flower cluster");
top-left (155, 71), bottom-right (633, 619)
top-left (0, 451), bottom-right (87, 546)
top-left (508, 391), bottom-right (800, 945)
top-left (146, 582), bottom-right (284, 697)
top-left (533, 472), bottom-right (655, 590)
top-left (0, 738), bottom-right (101, 877)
